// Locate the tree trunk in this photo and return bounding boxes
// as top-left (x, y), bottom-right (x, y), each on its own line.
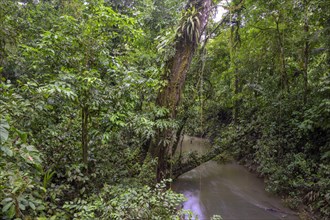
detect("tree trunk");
top-left (82, 106), bottom-right (89, 167)
top-left (149, 0), bottom-right (211, 182)
top-left (171, 116), bottom-right (188, 156)
top-left (229, 1), bottom-right (242, 124)
top-left (303, 0), bottom-right (309, 104)
top-left (276, 19), bottom-right (289, 93)
top-left (172, 146), bottom-right (222, 178)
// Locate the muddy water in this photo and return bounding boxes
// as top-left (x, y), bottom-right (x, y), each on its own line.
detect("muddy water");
top-left (172, 136), bottom-right (299, 220)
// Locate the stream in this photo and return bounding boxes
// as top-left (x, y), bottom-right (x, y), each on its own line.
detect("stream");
top-left (172, 136), bottom-right (300, 220)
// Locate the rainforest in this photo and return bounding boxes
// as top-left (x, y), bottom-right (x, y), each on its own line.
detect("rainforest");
top-left (0, 0), bottom-right (329, 219)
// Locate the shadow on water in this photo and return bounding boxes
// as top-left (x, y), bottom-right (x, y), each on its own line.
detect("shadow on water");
top-left (172, 136), bottom-right (299, 220)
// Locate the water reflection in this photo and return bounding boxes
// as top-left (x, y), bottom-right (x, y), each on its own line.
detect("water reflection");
top-left (182, 190), bottom-right (206, 219)
top-left (172, 136), bottom-right (299, 220)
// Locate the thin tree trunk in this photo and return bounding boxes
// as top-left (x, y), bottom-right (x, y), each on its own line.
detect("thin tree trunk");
top-left (229, 3), bottom-right (242, 124)
top-left (234, 71), bottom-right (239, 123)
top-left (171, 116), bottom-right (188, 156)
top-left (303, 0), bottom-right (309, 104)
top-left (276, 19), bottom-right (289, 93)
top-left (149, 0), bottom-right (211, 182)
top-left (82, 106), bottom-right (89, 167)
top-left (173, 145), bottom-right (221, 178)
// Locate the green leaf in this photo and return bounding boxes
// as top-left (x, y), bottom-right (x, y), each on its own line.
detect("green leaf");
top-left (1, 198), bottom-right (13, 204)
top-left (8, 205), bottom-right (15, 218)
top-left (26, 145), bottom-right (37, 152)
top-left (18, 131), bottom-right (28, 143)
top-left (12, 186), bottom-right (20, 194)
top-left (0, 146), bottom-right (13, 157)
top-left (19, 203), bottom-right (26, 210)
top-left (2, 201), bottom-right (13, 212)
top-left (321, 151), bottom-right (330, 160)
top-left (29, 202), bottom-right (36, 210)
top-left (0, 119), bottom-right (9, 143)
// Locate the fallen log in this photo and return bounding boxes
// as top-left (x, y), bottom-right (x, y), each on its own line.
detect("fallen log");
top-left (172, 146), bottom-right (222, 179)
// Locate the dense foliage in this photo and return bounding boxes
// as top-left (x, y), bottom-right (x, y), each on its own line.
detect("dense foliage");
top-left (0, 0), bottom-right (188, 219)
top-left (0, 0), bottom-right (329, 219)
top-left (186, 0), bottom-right (329, 219)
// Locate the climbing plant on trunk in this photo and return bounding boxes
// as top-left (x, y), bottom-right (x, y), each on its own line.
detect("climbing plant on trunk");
top-left (148, 0), bottom-right (212, 182)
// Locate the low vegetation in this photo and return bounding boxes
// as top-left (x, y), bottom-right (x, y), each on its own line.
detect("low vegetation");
top-left (1, 0), bottom-right (329, 219)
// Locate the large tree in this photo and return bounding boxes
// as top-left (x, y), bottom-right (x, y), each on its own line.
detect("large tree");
top-left (148, 0), bottom-right (212, 181)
